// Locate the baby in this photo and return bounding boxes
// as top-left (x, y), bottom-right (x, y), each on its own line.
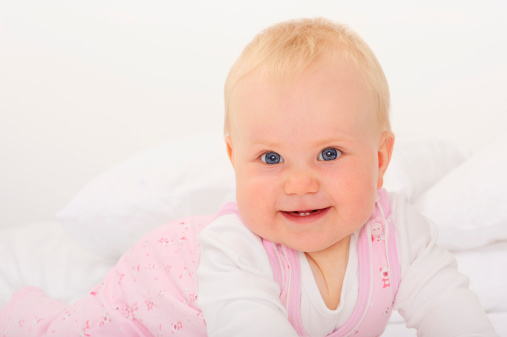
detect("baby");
top-left (0, 17), bottom-right (498, 337)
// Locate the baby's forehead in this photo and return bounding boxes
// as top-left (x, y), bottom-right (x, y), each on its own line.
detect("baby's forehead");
top-left (232, 53), bottom-right (374, 107)
top-left (229, 63), bottom-right (379, 142)
top-left (236, 56), bottom-right (362, 94)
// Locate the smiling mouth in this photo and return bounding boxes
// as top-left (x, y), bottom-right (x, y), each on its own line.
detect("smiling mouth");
top-left (282, 207), bottom-right (330, 218)
top-left (293, 210), bottom-right (320, 217)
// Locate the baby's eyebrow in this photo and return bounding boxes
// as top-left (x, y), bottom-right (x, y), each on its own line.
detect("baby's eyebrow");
top-left (244, 140), bottom-right (283, 148)
top-left (244, 137), bottom-right (351, 149)
top-left (313, 137), bottom-right (352, 147)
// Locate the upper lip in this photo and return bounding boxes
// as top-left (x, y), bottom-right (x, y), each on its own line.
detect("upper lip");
top-left (281, 206), bottom-right (329, 213)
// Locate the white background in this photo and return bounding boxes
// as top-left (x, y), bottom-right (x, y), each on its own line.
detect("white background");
top-left (1, 0), bottom-right (506, 228)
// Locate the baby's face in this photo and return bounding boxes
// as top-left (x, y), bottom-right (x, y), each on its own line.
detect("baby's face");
top-left (226, 55), bottom-right (389, 253)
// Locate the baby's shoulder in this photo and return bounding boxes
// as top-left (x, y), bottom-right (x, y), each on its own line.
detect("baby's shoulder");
top-left (198, 211), bottom-right (267, 257)
top-left (386, 191), bottom-right (436, 238)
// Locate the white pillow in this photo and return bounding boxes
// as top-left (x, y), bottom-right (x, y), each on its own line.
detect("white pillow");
top-left (414, 134), bottom-right (507, 251)
top-left (57, 133), bottom-right (235, 259)
top-left (383, 138), bottom-right (471, 201)
top-left (0, 221), bottom-right (115, 307)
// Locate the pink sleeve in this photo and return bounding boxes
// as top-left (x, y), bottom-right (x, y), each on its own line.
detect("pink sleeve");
top-left (0, 287), bottom-right (67, 336)
top-left (1, 214), bottom-right (213, 337)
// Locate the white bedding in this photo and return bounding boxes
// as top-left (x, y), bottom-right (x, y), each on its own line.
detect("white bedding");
top-left (1, 134), bottom-right (506, 335)
top-left (385, 312), bottom-right (507, 336)
top-left (0, 221), bottom-right (114, 305)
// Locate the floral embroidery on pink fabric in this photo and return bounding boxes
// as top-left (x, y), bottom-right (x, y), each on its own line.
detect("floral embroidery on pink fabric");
top-left (0, 215), bottom-right (213, 336)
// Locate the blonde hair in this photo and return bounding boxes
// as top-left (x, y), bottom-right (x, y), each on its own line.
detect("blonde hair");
top-left (224, 17), bottom-right (391, 135)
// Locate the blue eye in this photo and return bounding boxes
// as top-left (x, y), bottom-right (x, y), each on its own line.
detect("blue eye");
top-left (261, 152), bottom-right (284, 164)
top-left (318, 148), bottom-right (341, 161)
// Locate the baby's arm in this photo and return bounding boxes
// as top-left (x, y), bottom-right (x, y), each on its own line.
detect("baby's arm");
top-left (197, 214), bottom-right (299, 337)
top-left (1, 217), bottom-right (210, 336)
top-left (391, 193), bottom-right (498, 336)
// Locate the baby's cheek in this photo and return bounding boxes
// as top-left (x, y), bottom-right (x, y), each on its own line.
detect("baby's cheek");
top-left (237, 183), bottom-right (275, 233)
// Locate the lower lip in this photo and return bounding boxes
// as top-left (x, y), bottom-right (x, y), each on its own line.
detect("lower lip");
top-left (280, 207), bottom-right (331, 224)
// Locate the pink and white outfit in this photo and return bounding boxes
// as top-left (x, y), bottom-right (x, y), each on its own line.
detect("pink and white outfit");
top-left (197, 190), bottom-right (498, 336)
top-left (0, 189), bottom-right (499, 336)
top-left (203, 189), bottom-right (400, 337)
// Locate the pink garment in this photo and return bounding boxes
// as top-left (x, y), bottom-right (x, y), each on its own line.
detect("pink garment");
top-left (0, 215), bottom-right (212, 337)
top-left (0, 189), bottom-right (399, 337)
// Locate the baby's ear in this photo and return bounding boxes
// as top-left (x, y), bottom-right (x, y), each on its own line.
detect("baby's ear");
top-left (377, 131), bottom-right (395, 189)
top-left (225, 135), bottom-right (234, 166)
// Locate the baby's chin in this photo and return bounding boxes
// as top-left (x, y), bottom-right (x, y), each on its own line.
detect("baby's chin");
top-left (260, 229), bottom-right (351, 254)
top-left (287, 235), bottom-right (351, 254)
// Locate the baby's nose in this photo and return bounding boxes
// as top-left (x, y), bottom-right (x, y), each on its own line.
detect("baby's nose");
top-left (283, 169), bottom-right (319, 196)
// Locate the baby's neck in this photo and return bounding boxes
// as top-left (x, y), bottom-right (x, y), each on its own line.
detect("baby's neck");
top-left (305, 235), bottom-right (351, 310)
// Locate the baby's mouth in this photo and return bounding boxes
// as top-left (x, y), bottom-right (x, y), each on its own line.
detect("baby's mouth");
top-left (282, 207), bottom-right (330, 218)
top-left (292, 209), bottom-right (320, 217)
